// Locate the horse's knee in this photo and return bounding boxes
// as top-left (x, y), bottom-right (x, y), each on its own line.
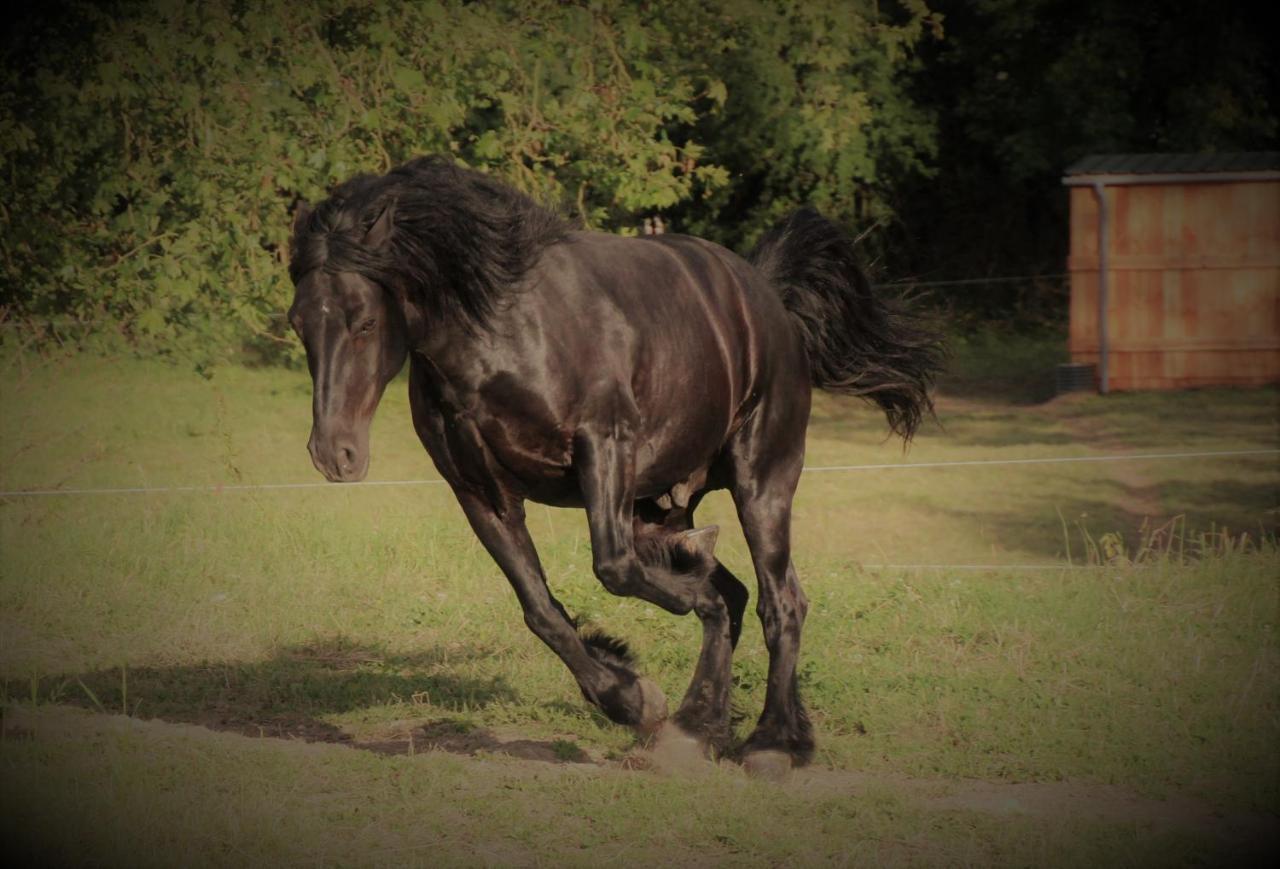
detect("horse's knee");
top-left (755, 584), bottom-right (806, 644)
top-left (592, 554), bottom-right (639, 597)
top-left (692, 589), bottom-right (729, 623)
top-left (793, 583), bottom-right (809, 622)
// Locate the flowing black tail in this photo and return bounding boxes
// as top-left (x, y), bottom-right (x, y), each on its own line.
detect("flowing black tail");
top-left (750, 207), bottom-right (944, 441)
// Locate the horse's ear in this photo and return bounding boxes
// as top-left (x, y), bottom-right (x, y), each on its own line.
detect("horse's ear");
top-left (364, 201), bottom-right (395, 249)
top-left (291, 202), bottom-right (312, 239)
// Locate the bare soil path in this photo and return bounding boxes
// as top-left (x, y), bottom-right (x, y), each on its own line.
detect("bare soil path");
top-left (8, 704), bottom-right (1272, 854)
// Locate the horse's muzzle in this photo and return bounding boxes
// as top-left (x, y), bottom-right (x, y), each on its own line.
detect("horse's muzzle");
top-left (308, 431), bottom-right (369, 483)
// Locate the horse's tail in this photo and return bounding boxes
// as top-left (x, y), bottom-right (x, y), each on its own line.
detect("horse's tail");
top-left (750, 207), bottom-right (944, 441)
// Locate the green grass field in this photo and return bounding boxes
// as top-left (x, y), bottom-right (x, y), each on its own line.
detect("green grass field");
top-left (1, 344), bottom-right (1277, 866)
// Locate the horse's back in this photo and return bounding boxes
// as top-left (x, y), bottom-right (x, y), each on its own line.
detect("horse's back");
top-left (547, 229), bottom-right (798, 376)
top-left (532, 231), bottom-right (806, 496)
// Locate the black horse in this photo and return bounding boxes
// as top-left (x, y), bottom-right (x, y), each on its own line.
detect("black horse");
top-left (288, 156), bottom-right (941, 771)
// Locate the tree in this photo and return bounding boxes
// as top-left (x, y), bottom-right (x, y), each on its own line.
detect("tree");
top-left (1, 0), bottom-right (940, 365)
top-left (661, 0), bottom-right (940, 253)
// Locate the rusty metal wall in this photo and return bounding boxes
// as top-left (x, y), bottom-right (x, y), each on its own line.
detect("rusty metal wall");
top-left (1068, 180), bottom-right (1280, 389)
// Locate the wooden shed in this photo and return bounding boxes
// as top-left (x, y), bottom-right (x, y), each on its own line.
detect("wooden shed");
top-left (1063, 152), bottom-right (1280, 391)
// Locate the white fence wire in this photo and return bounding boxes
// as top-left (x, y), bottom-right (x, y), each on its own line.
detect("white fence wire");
top-left (1, 447), bottom-right (1274, 498)
top-left (2, 445), bottom-right (1274, 573)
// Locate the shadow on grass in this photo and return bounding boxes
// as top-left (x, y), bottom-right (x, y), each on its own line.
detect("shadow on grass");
top-left (1161, 479), bottom-right (1280, 530)
top-left (5, 637), bottom-right (594, 764)
top-left (806, 401), bottom-right (1084, 450)
top-left (931, 411), bottom-right (1080, 449)
top-left (935, 330), bottom-right (1069, 406)
top-left (931, 479), bottom-right (1278, 560)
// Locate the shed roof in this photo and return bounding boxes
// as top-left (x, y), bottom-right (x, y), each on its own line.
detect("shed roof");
top-left (1065, 152), bottom-right (1280, 176)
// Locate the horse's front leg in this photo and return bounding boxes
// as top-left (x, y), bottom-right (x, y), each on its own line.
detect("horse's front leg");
top-left (574, 426), bottom-right (736, 751)
top-left (451, 488), bottom-right (667, 732)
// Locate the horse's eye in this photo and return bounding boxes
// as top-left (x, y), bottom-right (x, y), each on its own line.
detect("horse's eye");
top-left (356, 317), bottom-right (377, 335)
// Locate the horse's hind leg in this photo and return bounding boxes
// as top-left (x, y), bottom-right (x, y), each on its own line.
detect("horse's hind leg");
top-left (727, 406), bottom-right (815, 771)
top-left (574, 424), bottom-right (738, 749)
top-left (677, 557), bottom-right (748, 749)
top-left (633, 506), bottom-right (748, 750)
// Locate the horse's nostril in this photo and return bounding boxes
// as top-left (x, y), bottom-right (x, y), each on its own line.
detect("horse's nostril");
top-left (337, 445), bottom-right (357, 472)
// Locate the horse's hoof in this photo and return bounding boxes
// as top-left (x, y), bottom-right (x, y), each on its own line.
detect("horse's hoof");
top-left (634, 677), bottom-right (668, 735)
top-left (680, 525), bottom-right (720, 560)
top-left (646, 721), bottom-right (709, 775)
top-left (742, 749), bottom-right (793, 781)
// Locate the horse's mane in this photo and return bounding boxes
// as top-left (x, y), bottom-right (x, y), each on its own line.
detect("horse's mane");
top-left (289, 156), bottom-right (570, 329)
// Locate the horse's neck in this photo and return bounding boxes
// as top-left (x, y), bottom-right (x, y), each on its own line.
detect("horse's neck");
top-left (408, 316), bottom-right (489, 387)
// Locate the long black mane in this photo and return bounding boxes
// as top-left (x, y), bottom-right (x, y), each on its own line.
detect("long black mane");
top-left (290, 156), bottom-right (569, 328)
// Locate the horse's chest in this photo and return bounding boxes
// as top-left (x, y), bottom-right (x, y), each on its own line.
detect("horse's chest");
top-left (431, 383), bottom-right (574, 495)
top-left (469, 409), bottom-right (571, 475)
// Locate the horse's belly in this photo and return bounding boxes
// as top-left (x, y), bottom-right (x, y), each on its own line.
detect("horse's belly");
top-left (471, 403), bottom-right (728, 508)
top-left (631, 401), bottom-right (734, 500)
top-left (466, 349), bottom-right (738, 506)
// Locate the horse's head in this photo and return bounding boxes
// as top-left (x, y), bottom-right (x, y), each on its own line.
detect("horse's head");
top-left (288, 202), bottom-right (409, 483)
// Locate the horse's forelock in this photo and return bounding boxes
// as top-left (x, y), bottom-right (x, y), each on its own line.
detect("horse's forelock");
top-left (290, 188), bottom-right (396, 286)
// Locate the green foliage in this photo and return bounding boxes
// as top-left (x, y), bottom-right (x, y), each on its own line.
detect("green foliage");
top-left (668, 0), bottom-right (940, 251)
top-left (0, 0), bottom-right (937, 368)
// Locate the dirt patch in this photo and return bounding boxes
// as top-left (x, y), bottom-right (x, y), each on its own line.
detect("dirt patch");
top-left (792, 767), bottom-right (1276, 850)
top-left (1050, 399), bottom-right (1167, 527)
top-left (356, 718), bottom-right (595, 764)
top-left (180, 710), bottom-right (356, 745)
top-left (62, 705), bottom-right (599, 765)
top-left (6, 703), bottom-right (1275, 854)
